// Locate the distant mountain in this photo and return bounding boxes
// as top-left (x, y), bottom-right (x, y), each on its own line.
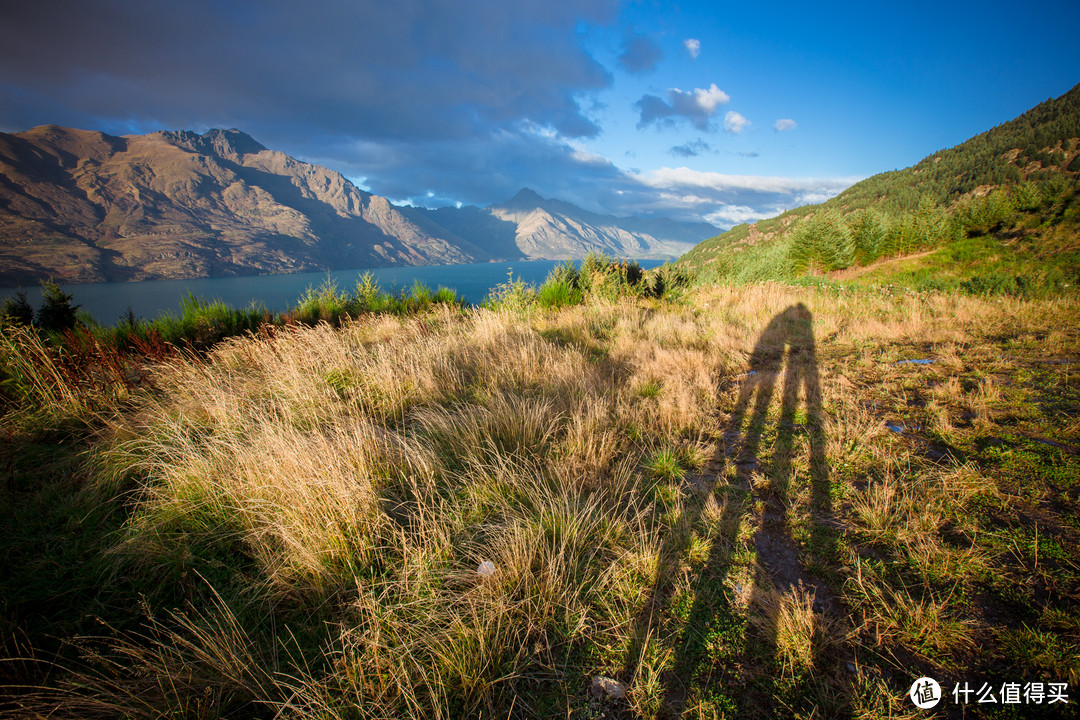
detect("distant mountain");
top-left (0, 128), bottom-right (717, 286)
top-left (0, 126), bottom-right (497, 285)
top-left (409, 188), bottom-right (713, 263)
top-left (467, 188), bottom-right (710, 260)
top-left (678, 82), bottom-right (1080, 285)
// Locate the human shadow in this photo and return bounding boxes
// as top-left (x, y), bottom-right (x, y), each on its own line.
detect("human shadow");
top-left (620, 303), bottom-right (834, 717)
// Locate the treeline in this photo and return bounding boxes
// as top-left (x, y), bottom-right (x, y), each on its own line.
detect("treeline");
top-left (0, 274), bottom-right (465, 353)
top-left (792, 178), bottom-right (1076, 273)
top-left (835, 83), bottom-right (1080, 214)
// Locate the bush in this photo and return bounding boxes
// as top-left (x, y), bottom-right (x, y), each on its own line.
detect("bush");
top-left (295, 278), bottom-right (351, 325)
top-left (152, 294), bottom-right (268, 348)
top-left (1011, 181), bottom-right (1043, 212)
top-left (538, 279), bottom-right (582, 309)
top-left (545, 260), bottom-right (580, 290)
top-left (483, 270), bottom-right (535, 311)
top-left (960, 273), bottom-right (1028, 297)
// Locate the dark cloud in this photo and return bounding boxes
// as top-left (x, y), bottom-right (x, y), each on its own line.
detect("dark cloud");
top-left (670, 139), bottom-right (712, 157)
top-left (635, 84), bottom-right (730, 131)
top-left (0, 0), bottom-right (855, 227)
top-left (0, 0), bottom-right (616, 145)
top-left (321, 129), bottom-right (630, 214)
top-left (617, 34), bottom-right (663, 75)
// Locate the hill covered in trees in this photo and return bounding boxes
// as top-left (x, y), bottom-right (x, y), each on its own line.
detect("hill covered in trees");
top-left (678, 83), bottom-right (1080, 294)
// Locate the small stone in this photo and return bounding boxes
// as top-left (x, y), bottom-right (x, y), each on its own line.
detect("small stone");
top-left (477, 560), bottom-right (496, 578)
top-left (846, 662), bottom-right (857, 673)
top-left (590, 675), bottom-right (627, 699)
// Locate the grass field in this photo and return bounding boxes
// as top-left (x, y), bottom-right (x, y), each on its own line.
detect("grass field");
top-left (1, 280), bottom-right (1078, 718)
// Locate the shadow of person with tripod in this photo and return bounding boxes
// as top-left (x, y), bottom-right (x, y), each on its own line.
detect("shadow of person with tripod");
top-left (621, 303), bottom-right (836, 718)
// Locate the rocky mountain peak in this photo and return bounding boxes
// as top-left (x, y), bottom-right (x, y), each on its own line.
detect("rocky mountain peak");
top-left (500, 187), bottom-right (546, 209)
top-left (157, 128), bottom-right (267, 161)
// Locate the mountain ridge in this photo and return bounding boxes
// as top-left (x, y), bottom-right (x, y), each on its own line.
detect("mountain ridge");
top-left (0, 127), bottom-right (715, 285)
top-left (417, 187), bottom-right (710, 262)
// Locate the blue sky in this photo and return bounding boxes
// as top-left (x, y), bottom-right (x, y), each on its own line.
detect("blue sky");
top-left (1, 0), bottom-right (1077, 228)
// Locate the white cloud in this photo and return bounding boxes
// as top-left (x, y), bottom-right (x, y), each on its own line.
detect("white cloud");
top-left (704, 205), bottom-right (767, 226)
top-left (336, 134), bottom-right (859, 231)
top-left (683, 38), bottom-right (701, 59)
top-left (691, 84), bottom-right (730, 113)
top-left (638, 166), bottom-right (859, 196)
top-left (637, 83), bottom-right (729, 130)
top-left (613, 166), bottom-right (859, 228)
top-left (723, 110), bottom-right (750, 134)
top-left (570, 146), bottom-right (614, 166)
top-left (774, 118), bottom-right (797, 132)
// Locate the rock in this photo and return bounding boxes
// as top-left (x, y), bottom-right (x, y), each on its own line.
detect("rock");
top-left (590, 675), bottom-right (627, 700)
top-left (477, 560), bottom-right (496, 578)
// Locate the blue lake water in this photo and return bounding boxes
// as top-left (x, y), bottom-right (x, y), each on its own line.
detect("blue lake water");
top-left (1, 259), bottom-right (665, 326)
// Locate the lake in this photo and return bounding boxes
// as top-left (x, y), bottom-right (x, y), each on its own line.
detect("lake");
top-left (1, 259), bottom-right (665, 326)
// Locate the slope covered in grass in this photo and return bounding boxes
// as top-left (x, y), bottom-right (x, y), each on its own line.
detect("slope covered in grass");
top-left (2, 282), bottom-right (1078, 718)
top-left (679, 83), bottom-right (1080, 294)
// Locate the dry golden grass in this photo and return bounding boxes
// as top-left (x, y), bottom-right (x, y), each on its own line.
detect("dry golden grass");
top-left (751, 581), bottom-right (840, 680)
top-left (5, 282), bottom-right (1080, 719)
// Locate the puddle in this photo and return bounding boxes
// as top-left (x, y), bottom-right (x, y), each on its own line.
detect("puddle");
top-left (886, 422), bottom-right (924, 434)
top-left (896, 358), bottom-right (934, 365)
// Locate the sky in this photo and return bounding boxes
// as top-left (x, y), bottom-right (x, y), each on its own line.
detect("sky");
top-left (1, 0), bottom-right (1078, 229)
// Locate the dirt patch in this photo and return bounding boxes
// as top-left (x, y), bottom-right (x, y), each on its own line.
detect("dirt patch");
top-left (828, 248), bottom-right (941, 281)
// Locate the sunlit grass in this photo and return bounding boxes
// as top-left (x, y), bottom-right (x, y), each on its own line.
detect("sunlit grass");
top-left (2, 281), bottom-right (1079, 718)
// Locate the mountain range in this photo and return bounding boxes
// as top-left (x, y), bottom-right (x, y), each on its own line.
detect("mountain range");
top-left (0, 126), bottom-right (712, 285)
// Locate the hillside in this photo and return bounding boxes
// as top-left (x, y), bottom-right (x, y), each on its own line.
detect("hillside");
top-left (679, 83), bottom-right (1080, 293)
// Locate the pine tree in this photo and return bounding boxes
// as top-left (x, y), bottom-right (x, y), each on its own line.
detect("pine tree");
top-left (1, 291), bottom-right (34, 326)
top-left (36, 281), bottom-right (79, 332)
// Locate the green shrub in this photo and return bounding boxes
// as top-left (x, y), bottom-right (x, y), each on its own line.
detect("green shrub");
top-left (295, 278), bottom-right (351, 325)
top-left (790, 212), bottom-right (855, 273)
top-left (152, 294), bottom-right (268, 348)
top-left (483, 271), bottom-right (536, 311)
top-left (545, 259), bottom-right (580, 290)
top-left (537, 279), bottom-right (582, 309)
